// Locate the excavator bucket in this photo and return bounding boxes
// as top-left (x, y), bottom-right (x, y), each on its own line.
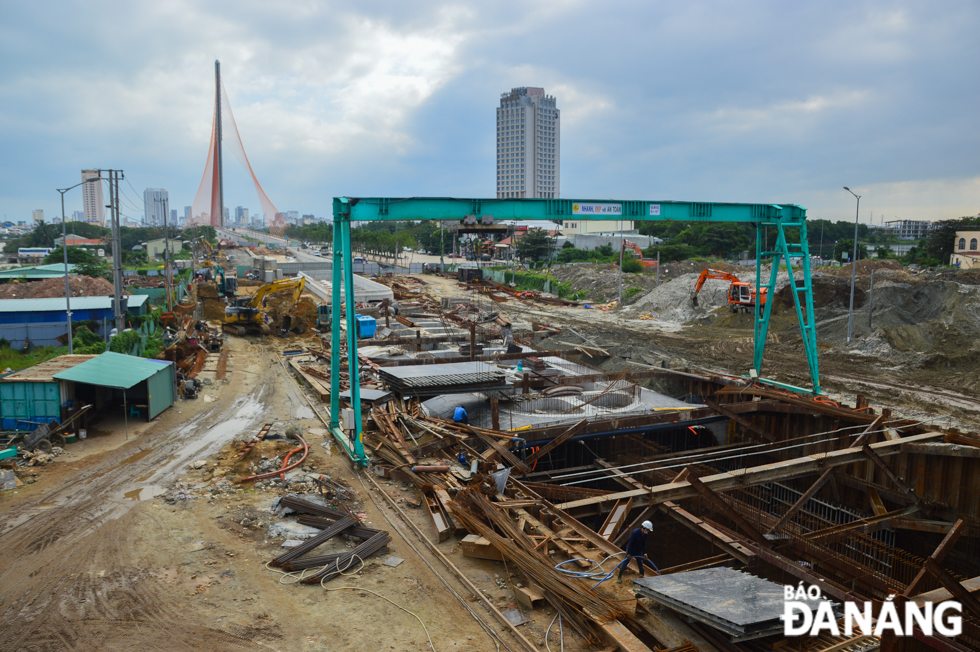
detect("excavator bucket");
top-left (691, 293), bottom-right (699, 307)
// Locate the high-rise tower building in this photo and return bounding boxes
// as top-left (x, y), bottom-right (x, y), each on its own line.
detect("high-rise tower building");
top-left (144, 189), bottom-right (169, 226)
top-left (496, 87), bottom-right (560, 199)
top-left (81, 170), bottom-right (104, 225)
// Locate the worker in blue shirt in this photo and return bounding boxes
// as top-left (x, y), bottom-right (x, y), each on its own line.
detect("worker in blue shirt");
top-left (617, 520), bottom-right (656, 583)
top-left (453, 406), bottom-right (468, 425)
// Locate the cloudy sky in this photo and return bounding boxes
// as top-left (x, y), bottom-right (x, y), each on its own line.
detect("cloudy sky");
top-left (1, 0), bottom-right (977, 226)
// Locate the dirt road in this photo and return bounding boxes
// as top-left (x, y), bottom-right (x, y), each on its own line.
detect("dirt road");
top-left (0, 337), bottom-right (529, 652)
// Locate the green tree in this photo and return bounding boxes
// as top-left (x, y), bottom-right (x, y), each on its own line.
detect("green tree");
top-left (74, 258), bottom-right (111, 280)
top-left (43, 247), bottom-right (96, 265)
top-left (833, 239), bottom-right (869, 262)
top-left (923, 216), bottom-right (980, 263)
top-left (516, 229), bottom-right (555, 262)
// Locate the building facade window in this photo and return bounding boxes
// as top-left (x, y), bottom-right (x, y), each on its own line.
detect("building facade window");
top-left (959, 238), bottom-right (966, 250)
top-left (972, 238), bottom-right (978, 251)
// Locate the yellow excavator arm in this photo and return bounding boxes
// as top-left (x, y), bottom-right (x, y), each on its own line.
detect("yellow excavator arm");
top-left (249, 277), bottom-right (306, 309)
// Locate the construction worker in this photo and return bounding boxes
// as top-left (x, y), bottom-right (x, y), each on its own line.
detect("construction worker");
top-left (453, 406), bottom-right (468, 425)
top-left (617, 520), bottom-right (656, 583)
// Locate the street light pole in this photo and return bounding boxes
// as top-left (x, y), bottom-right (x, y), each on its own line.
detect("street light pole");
top-left (57, 177), bottom-right (100, 354)
top-left (843, 187), bottom-right (861, 345)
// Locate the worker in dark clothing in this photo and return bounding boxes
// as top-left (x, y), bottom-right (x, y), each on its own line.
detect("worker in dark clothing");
top-left (453, 406), bottom-right (468, 425)
top-left (617, 520), bottom-right (656, 583)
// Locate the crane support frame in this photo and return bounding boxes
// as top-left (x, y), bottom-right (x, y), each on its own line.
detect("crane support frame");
top-left (329, 197), bottom-right (819, 466)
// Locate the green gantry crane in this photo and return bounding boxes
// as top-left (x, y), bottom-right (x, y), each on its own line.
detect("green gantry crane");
top-left (328, 197), bottom-right (820, 466)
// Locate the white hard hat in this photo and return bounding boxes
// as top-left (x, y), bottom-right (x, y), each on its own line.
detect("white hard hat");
top-left (642, 521), bottom-right (653, 530)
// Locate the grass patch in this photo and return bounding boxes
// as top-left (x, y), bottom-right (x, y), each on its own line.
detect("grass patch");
top-left (0, 345), bottom-right (68, 373)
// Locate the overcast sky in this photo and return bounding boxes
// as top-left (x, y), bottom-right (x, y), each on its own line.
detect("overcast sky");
top-left (1, 0), bottom-right (977, 226)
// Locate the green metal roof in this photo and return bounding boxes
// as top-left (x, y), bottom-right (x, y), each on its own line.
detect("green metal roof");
top-left (0, 264), bottom-right (79, 279)
top-left (0, 295), bottom-right (148, 313)
top-left (53, 351), bottom-right (173, 389)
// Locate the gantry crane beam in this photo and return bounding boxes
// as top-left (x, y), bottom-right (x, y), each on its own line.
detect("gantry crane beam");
top-left (329, 197), bottom-right (819, 466)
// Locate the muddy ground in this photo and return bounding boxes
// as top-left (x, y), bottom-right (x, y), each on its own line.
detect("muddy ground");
top-left (0, 335), bottom-right (577, 652)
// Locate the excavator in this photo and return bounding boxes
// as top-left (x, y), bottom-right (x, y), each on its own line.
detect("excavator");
top-left (224, 276), bottom-right (306, 335)
top-left (691, 269), bottom-right (767, 313)
top-left (213, 265), bottom-right (237, 298)
top-left (622, 240), bottom-right (658, 268)
top-left (197, 236), bottom-right (220, 267)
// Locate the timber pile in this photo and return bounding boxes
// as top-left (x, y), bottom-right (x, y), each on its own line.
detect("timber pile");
top-left (363, 408), bottom-right (651, 649)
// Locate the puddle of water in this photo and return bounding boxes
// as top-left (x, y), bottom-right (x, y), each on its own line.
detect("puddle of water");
top-left (120, 448), bottom-right (155, 466)
top-left (123, 485), bottom-right (166, 502)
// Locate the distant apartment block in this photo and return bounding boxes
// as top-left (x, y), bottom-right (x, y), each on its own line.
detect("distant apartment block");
top-left (884, 219), bottom-right (935, 241)
top-left (143, 188), bottom-right (168, 226)
top-left (32, 209), bottom-right (44, 224)
top-left (497, 87), bottom-right (559, 199)
top-left (71, 211), bottom-right (84, 222)
top-left (81, 170), bottom-right (104, 225)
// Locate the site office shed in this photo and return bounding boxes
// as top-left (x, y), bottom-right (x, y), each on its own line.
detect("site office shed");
top-left (52, 352), bottom-right (176, 422)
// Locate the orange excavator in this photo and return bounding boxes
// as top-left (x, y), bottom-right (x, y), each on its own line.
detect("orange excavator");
top-left (622, 240), bottom-right (658, 268)
top-left (691, 269), bottom-right (767, 313)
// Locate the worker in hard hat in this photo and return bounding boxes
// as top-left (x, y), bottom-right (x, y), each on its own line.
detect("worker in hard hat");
top-left (617, 520), bottom-right (657, 584)
top-left (453, 406), bottom-right (468, 425)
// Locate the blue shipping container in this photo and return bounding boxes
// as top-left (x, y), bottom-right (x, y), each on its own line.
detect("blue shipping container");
top-left (0, 381), bottom-right (61, 430)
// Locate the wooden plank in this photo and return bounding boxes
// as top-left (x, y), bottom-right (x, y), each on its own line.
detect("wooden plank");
top-left (465, 424), bottom-right (530, 473)
top-left (288, 358), bottom-right (330, 401)
top-left (520, 419), bottom-right (588, 469)
top-left (596, 617), bottom-right (656, 652)
top-left (509, 507), bottom-right (593, 568)
top-left (634, 602), bottom-right (722, 652)
top-left (912, 575), bottom-right (980, 606)
top-left (867, 487), bottom-right (888, 516)
top-left (556, 431), bottom-right (944, 514)
top-left (599, 498), bottom-right (633, 541)
top-left (510, 482), bottom-right (626, 558)
top-left (362, 473), bottom-right (542, 652)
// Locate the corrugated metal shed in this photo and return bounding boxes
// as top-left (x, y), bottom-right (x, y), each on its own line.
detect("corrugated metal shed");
top-left (54, 352), bottom-right (165, 389)
top-left (0, 295), bottom-right (148, 324)
top-left (54, 352), bottom-right (175, 420)
top-left (0, 296), bottom-right (148, 313)
top-left (0, 264), bottom-right (79, 280)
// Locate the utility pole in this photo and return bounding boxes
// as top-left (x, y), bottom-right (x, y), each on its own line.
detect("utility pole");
top-left (157, 197), bottom-right (174, 311)
top-left (102, 169), bottom-right (125, 334)
top-left (215, 60), bottom-right (224, 228)
top-left (617, 219), bottom-right (624, 308)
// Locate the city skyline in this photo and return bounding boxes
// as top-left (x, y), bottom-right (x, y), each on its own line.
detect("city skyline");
top-left (1, 2), bottom-right (977, 225)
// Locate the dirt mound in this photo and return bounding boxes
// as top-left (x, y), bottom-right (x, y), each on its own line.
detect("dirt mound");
top-left (774, 275), bottom-right (865, 312)
top-left (0, 275), bottom-right (115, 299)
top-left (549, 264), bottom-right (658, 303)
top-left (820, 259), bottom-right (903, 279)
top-left (201, 297), bottom-right (228, 321)
top-left (626, 267), bottom-right (797, 322)
top-left (549, 260), bottom-right (740, 305)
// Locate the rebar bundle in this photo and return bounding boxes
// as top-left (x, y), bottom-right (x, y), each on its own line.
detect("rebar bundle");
top-left (452, 488), bottom-right (629, 644)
